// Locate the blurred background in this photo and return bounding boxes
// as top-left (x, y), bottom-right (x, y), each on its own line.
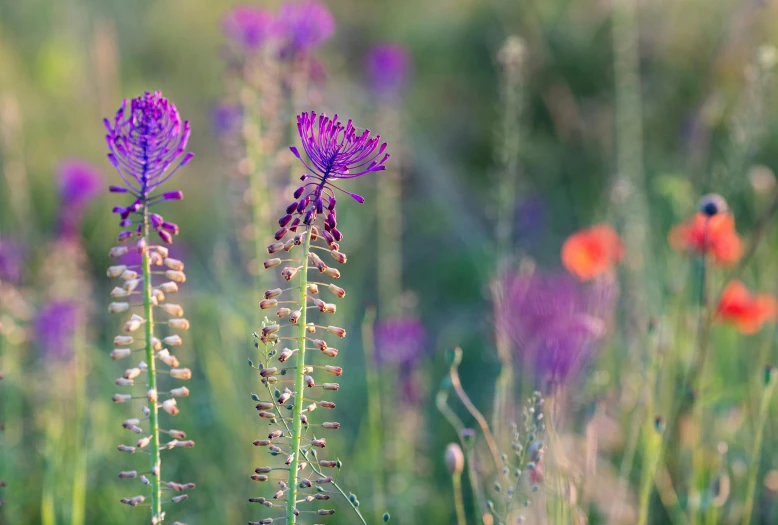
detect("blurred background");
top-left (3, 0), bottom-right (778, 524)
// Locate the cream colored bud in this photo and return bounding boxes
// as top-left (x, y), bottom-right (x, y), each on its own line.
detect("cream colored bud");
top-left (289, 310), bottom-right (301, 323)
top-left (164, 258), bottom-right (184, 271)
top-left (306, 403), bottom-right (317, 412)
top-left (168, 429), bottom-right (186, 439)
top-left (109, 246), bottom-right (129, 258)
top-left (147, 389), bottom-right (158, 403)
top-left (113, 394), bottom-right (132, 403)
top-left (165, 270), bottom-right (186, 283)
top-left (170, 386), bottom-right (190, 397)
top-left (163, 335), bottom-right (183, 347)
top-left (323, 267), bottom-right (340, 279)
top-left (151, 337), bottom-right (163, 350)
top-left (175, 440), bottom-right (195, 448)
top-left (278, 348), bottom-right (295, 362)
top-left (121, 270), bottom-right (139, 280)
top-left (107, 265), bottom-right (128, 278)
top-left (327, 284), bottom-right (346, 299)
top-left (309, 252), bottom-right (324, 268)
top-left (158, 281), bottom-right (179, 294)
top-left (312, 339), bottom-right (328, 351)
top-left (124, 315), bottom-right (144, 333)
top-left (260, 299), bottom-right (278, 310)
top-left (323, 303), bottom-right (336, 314)
top-left (172, 494), bottom-right (188, 504)
top-left (162, 399), bottom-right (179, 415)
top-left (445, 443), bottom-right (465, 474)
top-left (116, 377), bottom-right (134, 387)
top-left (149, 295), bottom-right (158, 306)
top-left (321, 347), bottom-right (338, 358)
top-left (321, 422), bottom-right (340, 430)
top-left (168, 318), bottom-right (190, 330)
top-left (111, 348), bottom-right (132, 360)
top-left (124, 367), bottom-right (141, 379)
top-left (277, 307), bottom-right (291, 318)
top-left (330, 250), bottom-right (347, 264)
top-left (152, 289), bottom-right (165, 303)
top-left (138, 361), bottom-right (148, 371)
top-left (306, 323), bottom-right (316, 333)
top-left (162, 304), bottom-right (184, 317)
top-left (170, 368), bottom-right (192, 380)
top-left (264, 258), bottom-right (282, 269)
top-left (323, 366), bottom-right (343, 377)
top-left (123, 279), bottom-right (140, 293)
top-left (327, 326), bottom-right (346, 338)
top-left (157, 349), bottom-right (180, 368)
top-left (149, 251), bottom-right (163, 266)
top-left (307, 283), bottom-right (319, 294)
top-left (109, 302), bottom-right (130, 314)
top-left (114, 335), bottom-right (133, 346)
top-left (314, 298), bottom-right (326, 311)
top-left (137, 435), bottom-right (152, 448)
top-left (311, 438), bottom-right (326, 448)
top-left (111, 286), bottom-right (129, 298)
top-left (322, 383), bottom-right (340, 391)
top-left (151, 245), bottom-right (169, 258)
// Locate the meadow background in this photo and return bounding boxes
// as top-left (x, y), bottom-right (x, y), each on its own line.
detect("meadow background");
top-left (3, 0), bottom-right (778, 524)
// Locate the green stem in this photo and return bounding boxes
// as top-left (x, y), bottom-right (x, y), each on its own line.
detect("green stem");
top-left (361, 308), bottom-right (387, 520)
top-left (71, 323), bottom-right (87, 525)
top-left (452, 472), bottom-right (467, 525)
top-left (742, 371), bottom-right (777, 525)
top-left (286, 226), bottom-right (311, 523)
top-left (141, 204), bottom-right (163, 522)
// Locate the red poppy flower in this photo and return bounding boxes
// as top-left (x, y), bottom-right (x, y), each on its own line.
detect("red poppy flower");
top-left (561, 224), bottom-right (623, 281)
top-left (716, 280), bottom-right (778, 334)
top-left (668, 213), bottom-right (743, 266)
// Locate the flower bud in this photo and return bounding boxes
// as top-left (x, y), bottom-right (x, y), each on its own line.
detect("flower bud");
top-left (277, 307), bottom-right (291, 318)
top-left (311, 438), bottom-right (326, 448)
top-left (121, 270), bottom-right (139, 280)
top-left (322, 303), bottom-right (336, 314)
top-left (305, 375), bottom-right (315, 388)
top-left (267, 242), bottom-right (284, 254)
top-left (111, 348), bottom-right (132, 360)
top-left (281, 267), bottom-right (298, 281)
top-left (164, 334), bottom-right (183, 346)
top-left (164, 258), bottom-right (184, 271)
top-left (147, 389), bottom-right (158, 403)
top-left (109, 246), bottom-right (129, 258)
top-left (264, 258), bottom-right (282, 269)
top-left (260, 367), bottom-right (278, 377)
top-left (258, 411), bottom-right (276, 420)
top-left (330, 250), bottom-right (347, 264)
top-left (116, 378), bottom-right (134, 387)
top-left (321, 347), bottom-right (338, 358)
top-left (123, 279), bottom-right (140, 293)
top-left (162, 399), bottom-right (179, 415)
top-left (323, 267), bottom-right (340, 279)
top-left (319, 401), bottom-right (336, 409)
top-left (111, 286), bottom-right (129, 298)
top-left (158, 281), bottom-right (179, 294)
top-left (307, 283), bottom-right (319, 294)
top-left (152, 289), bottom-right (165, 303)
top-left (168, 429), bottom-right (187, 439)
top-left (265, 288), bottom-right (282, 299)
top-left (162, 304), bottom-right (184, 317)
top-left (118, 470), bottom-right (138, 478)
top-left (165, 270), bottom-right (186, 283)
top-left (124, 314), bottom-right (144, 332)
top-left (113, 394), bottom-right (132, 403)
top-left (289, 310), bottom-right (301, 323)
top-left (322, 383), bottom-right (340, 391)
top-left (445, 443), bottom-right (465, 474)
top-left (327, 326), bottom-right (346, 338)
top-left (323, 366), bottom-right (343, 377)
top-left (278, 348), bottom-right (295, 362)
top-left (114, 335), bottom-right (133, 346)
top-left (124, 367), bottom-right (142, 379)
top-left (170, 368), bottom-right (192, 380)
top-left (312, 339), bottom-right (328, 351)
top-left (137, 435), bottom-right (152, 448)
top-left (117, 444), bottom-right (136, 453)
top-left (108, 302), bottom-right (130, 314)
top-left (327, 284), bottom-right (346, 299)
top-left (170, 387), bottom-right (190, 397)
top-left (107, 265), bottom-right (128, 278)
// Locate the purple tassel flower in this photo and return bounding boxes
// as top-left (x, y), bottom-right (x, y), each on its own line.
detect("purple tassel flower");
top-left (221, 5), bottom-right (275, 50)
top-left (495, 271), bottom-right (617, 385)
top-left (275, 1), bottom-right (335, 58)
top-left (375, 316), bottom-right (427, 365)
top-left (104, 91), bottom-right (191, 245)
top-left (57, 160), bottom-right (103, 236)
top-left (366, 44), bottom-right (411, 100)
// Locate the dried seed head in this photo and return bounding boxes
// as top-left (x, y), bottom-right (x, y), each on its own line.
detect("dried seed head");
top-left (162, 303), bottom-right (184, 317)
top-left (111, 348), bottom-right (132, 360)
top-left (107, 265), bottom-right (128, 278)
top-left (323, 366), bottom-right (343, 377)
top-left (170, 368), bottom-right (192, 380)
top-left (158, 281), bottom-right (179, 294)
top-left (113, 394), bottom-right (132, 403)
top-left (162, 399), bottom-right (179, 415)
top-left (165, 270), bottom-right (186, 283)
top-left (260, 299), bottom-right (278, 310)
top-left (322, 383), bottom-right (340, 391)
top-left (164, 258), bottom-right (185, 271)
top-left (168, 318), bottom-right (190, 330)
top-left (321, 347), bottom-right (339, 358)
top-left (264, 258), bottom-right (282, 269)
top-left (170, 387), bottom-right (190, 397)
top-left (327, 326), bottom-right (346, 338)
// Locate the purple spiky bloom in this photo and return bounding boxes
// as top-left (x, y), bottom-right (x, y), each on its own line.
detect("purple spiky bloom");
top-left (375, 316), bottom-right (427, 366)
top-left (366, 44), bottom-right (411, 100)
top-left (57, 160), bottom-right (103, 236)
top-left (34, 300), bottom-right (83, 360)
top-left (0, 238), bottom-right (23, 284)
top-left (285, 112), bottom-right (388, 242)
top-left (104, 92), bottom-right (191, 244)
top-left (495, 271), bottom-right (617, 386)
top-left (275, 1), bottom-right (335, 58)
top-left (221, 5), bottom-right (275, 50)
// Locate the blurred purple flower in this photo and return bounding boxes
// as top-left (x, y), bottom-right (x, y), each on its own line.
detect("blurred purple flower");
top-left (57, 160), bottom-right (103, 236)
top-left (0, 238), bottom-right (24, 283)
top-left (211, 103), bottom-right (243, 138)
top-left (366, 44), bottom-right (411, 100)
top-left (374, 316), bottom-right (427, 365)
top-left (495, 271), bottom-right (617, 386)
top-left (34, 300), bottom-right (83, 360)
top-left (221, 5), bottom-right (275, 50)
top-left (276, 1), bottom-right (335, 58)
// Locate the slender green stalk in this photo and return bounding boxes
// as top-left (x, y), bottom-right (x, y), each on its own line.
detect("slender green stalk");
top-left (71, 323), bottom-right (87, 525)
top-left (742, 370), bottom-right (777, 525)
top-left (141, 204), bottom-right (163, 521)
top-left (452, 471), bottom-right (467, 525)
top-left (286, 226), bottom-right (312, 522)
top-left (638, 424), bottom-right (663, 525)
top-left (361, 307), bottom-right (387, 520)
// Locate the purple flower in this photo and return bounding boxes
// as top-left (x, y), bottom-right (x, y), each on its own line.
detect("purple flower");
top-left (366, 44), bottom-right (411, 100)
top-left (375, 316), bottom-right (427, 365)
top-left (57, 160), bottom-right (103, 236)
top-left (0, 238), bottom-right (24, 284)
top-left (105, 92), bottom-right (192, 245)
top-left (211, 103), bottom-right (243, 138)
top-left (34, 301), bottom-right (84, 360)
top-left (495, 271), bottom-right (617, 385)
top-left (221, 5), bottom-right (275, 50)
top-left (276, 1), bottom-right (335, 58)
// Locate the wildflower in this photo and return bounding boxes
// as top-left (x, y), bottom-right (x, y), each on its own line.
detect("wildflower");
top-left (374, 316), bottom-right (426, 365)
top-left (669, 195), bottom-right (743, 266)
top-left (716, 280), bottom-right (778, 334)
top-left (366, 44), bottom-right (411, 101)
top-left (495, 271), bottom-right (617, 385)
top-left (56, 160), bottom-right (103, 237)
top-left (275, 1), bottom-right (335, 59)
top-left (34, 301), bottom-right (84, 360)
top-left (561, 224), bottom-right (623, 281)
top-left (221, 6), bottom-right (275, 50)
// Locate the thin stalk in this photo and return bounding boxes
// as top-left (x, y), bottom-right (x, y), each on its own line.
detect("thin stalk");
top-left (452, 471), bottom-right (467, 525)
top-left (742, 371), bottom-right (777, 525)
top-left (286, 226), bottom-right (312, 522)
top-left (361, 308), bottom-right (386, 520)
top-left (71, 323), bottom-right (87, 525)
top-left (638, 425), bottom-right (663, 525)
top-left (141, 203), bottom-right (163, 521)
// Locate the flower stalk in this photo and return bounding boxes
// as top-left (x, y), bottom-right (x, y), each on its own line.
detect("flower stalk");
top-left (742, 366), bottom-right (777, 525)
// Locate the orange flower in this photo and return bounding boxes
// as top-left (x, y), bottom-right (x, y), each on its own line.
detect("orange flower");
top-left (561, 224), bottom-right (623, 281)
top-left (668, 213), bottom-right (743, 266)
top-left (716, 280), bottom-right (778, 334)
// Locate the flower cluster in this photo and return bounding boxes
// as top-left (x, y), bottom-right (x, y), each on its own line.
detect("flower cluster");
top-left (105, 92), bottom-right (195, 524)
top-left (251, 112), bottom-right (387, 524)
